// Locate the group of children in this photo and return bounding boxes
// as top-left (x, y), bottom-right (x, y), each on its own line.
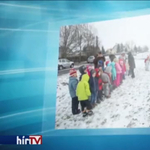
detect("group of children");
top-left (69, 53), bottom-right (129, 117)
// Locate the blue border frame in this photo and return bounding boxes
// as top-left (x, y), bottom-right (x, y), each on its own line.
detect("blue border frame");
top-left (1, 1), bottom-right (150, 149)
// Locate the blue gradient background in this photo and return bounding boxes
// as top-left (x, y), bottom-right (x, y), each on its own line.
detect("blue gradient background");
top-left (1, 1), bottom-right (150, 150)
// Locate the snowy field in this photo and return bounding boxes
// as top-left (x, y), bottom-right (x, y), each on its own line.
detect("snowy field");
top-left (55, 52), bottom-right (150, 129)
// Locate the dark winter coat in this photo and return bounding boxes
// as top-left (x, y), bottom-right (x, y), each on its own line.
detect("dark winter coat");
top-left (94, 56), bottom-right (106, 69)
top-left (89, 75), bottom-right (97, 94)
top-left (128, 52), bottom-right (136, 69)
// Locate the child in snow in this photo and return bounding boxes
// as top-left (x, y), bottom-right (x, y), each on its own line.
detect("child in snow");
top-left (79, 65), bottom-right (87, 81)
top-left (68, 68), bottom-right (80, 115)
top-left (89, 69), bottom-right (97, 108)
top-left (76, 74), bottom-right (93, 117)
top-left (145, 55), bottom-right (150, 71)
top-left (95, 68), bottom-right (101, 104)
top-left (119, 54), bottom-right (126, 80)
top-left (104, 61), bottom-right (113, 92)
top-left (114, 58), bottom-right (122, 87)
top-left (87, 65), bottom-right (93, 77)
top-left (98, 70), bottom-right (103, 101)
top-left (105, 61), bottom-right (112, 83)
top-left (110, 60), bottom-right (117, 89)
top-left (98, 60), bottom-right (105, 71)
top-left (100, 70), bottom-right (111, 98)
top-left (97, 63), bottom-right (102, 71)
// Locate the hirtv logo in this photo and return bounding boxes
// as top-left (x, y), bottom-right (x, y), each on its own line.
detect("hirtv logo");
top-left (16, 135), bottom-right (42, 145)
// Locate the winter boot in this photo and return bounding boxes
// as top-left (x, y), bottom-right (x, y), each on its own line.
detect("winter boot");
top-left (88, 110), bottom-right (94, 116)
top-left (83, 112), bottom-right (88, 117)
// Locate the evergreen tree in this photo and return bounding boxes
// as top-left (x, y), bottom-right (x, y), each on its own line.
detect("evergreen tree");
top-left (120, 43), bottom-right (124, 52)
top-left (117, 44), bottom-right (120, 53)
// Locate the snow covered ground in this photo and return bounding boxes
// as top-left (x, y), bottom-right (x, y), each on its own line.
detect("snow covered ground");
top-left (55, 52), bottom-right (150, 129)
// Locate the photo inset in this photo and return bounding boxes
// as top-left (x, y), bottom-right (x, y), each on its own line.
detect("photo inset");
top-left (56, 15), bottom-right (150, 129)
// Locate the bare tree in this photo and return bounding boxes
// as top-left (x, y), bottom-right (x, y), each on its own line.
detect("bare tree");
top-left (59, 23), bottom-right (100, 61)
top-left (59, 25), bottom-right (78, 57)
top-left (82, 24), bottom-right (100, 57)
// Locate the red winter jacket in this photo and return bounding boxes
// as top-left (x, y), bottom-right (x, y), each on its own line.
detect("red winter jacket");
top-left (95, 68), bottom-right (103, 90)
top-left (95, 68), bottom-right (99, 78)
top-left (98, 78), bottom-right (103, 90)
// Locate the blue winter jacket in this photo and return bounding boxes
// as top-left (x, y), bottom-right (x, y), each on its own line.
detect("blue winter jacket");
top-left (69, 77), bottom-right (78, 98)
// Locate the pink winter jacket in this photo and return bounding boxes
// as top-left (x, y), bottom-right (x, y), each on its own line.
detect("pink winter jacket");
top-left (115, 62), bottom-right (122, 74)
top-left (119, 58), bottom-right (126, 74)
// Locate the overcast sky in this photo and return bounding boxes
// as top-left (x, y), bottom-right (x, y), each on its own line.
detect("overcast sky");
top-left (90, 14), bottom-right (150, 50)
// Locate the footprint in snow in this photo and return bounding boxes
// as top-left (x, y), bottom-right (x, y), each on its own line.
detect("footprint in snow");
top-left (146, 108), bottom-right (150, 112)
top-left (138, 108), bottom-right (143, 111)
top-left (124, 105), bottom-right (128, 109)
top-left (56, 124), bottom-right (60, 127)
top-left (127, 121), bottom-right (136, 128)
top-left (125, 115), bottom-right (132, 119)
top-left (101, 119), bottom-right (107, 125)
top-left (86, 120), bottom-right (92, 124)
top-left (132, 118), bottom-right (138, 121)
top-left (111, 114), bottom-right (120, 120)
top-left (61, 82), bottom-right (69, 86)
top-left (147, 98), bottom-right (150, 102)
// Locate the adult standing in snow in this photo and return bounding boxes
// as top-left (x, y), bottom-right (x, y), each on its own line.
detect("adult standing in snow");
top-left (68, 68), bottom-right (80, 115)
top-left (128, 52), bottom-right (136, 78)
top-left (94, 52), bottom-right (106, 69)
top-left (93, 54), bottom-right (98, 69)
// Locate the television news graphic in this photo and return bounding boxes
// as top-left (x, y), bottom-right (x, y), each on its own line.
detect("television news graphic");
top-left (16, 135), bottom-right (42, 145)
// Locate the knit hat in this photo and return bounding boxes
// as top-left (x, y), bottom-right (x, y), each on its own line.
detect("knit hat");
top-left (82, 65), bottom-right (87, 71)
top-left (91, 69), bottom-right (96, 75)
top-left (69, 68), bottom-right (77, 76)
top-left (106, 61), bottom-right (110, 66)
top-left (79, 65), bottom-right (87, 74)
